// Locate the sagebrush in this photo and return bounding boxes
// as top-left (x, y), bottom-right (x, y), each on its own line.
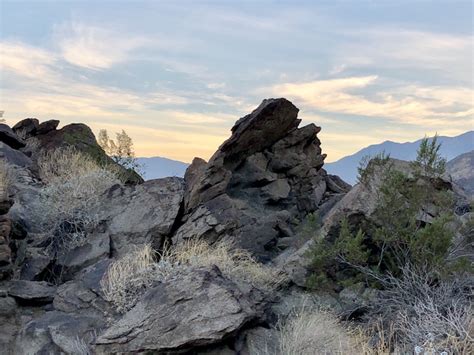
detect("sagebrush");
top-left (34, 147), bottom-right (120, 255)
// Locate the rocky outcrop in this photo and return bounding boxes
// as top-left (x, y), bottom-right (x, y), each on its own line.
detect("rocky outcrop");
top-left (12, 118), bottom-right (39, 139)
top-left (95, 177), bottom-right (185, 256)
top-left (447, 150), bottom-right (474, 197)
top-left (281, 157), bottom-right (472, 287)
top-left (0, 124), bottom-right (25, 150)
top-left (174, 98), bottom-right (332, 261)
top-left (96, 266), bottom-right (265, 353)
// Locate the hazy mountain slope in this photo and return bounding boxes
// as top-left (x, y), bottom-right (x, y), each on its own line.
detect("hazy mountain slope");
top-left (447, 150), bottom-right (474, 197)
top-left (137, 157), bottom-right (189, 180)
top-left (325, 131), bottom-right (474, 184)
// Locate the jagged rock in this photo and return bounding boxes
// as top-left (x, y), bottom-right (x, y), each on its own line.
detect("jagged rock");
top-left (325, 174), bottom-right (352, 194)
top-left (36, 119), bottom-right (60, 135)
top-left (12, 118), bottom-right (40, 139)
top-left (96, 177), bottom-right (184, 256)
top-left (14, 311), bottom-right (103, 355)
top-left (174, 98), bottom-right (328, 260)
top-left (0, 124), bottom-right (25, 150)
top-left (95, 266), bottom-right (265, 353)
top-left (57, 232), bottom-right (110, 279)
top-left (20, 248), bottom-right (51, 281)
top-left (8, 280), bottom-right (57, 304)
top-left (53, 260), bottom-right (112, 317)
top-left (0, 142), bottom-right (32, 168)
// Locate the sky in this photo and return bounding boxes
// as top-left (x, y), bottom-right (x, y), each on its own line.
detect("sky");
top-left (0, 0), bottom-right (473, 163)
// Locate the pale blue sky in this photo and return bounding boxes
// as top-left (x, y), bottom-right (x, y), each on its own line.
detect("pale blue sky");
top-left (1, 0), bottom-right (472, 162)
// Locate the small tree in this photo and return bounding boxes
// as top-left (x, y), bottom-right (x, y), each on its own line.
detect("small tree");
top-left (412, 134), bottom-right (446, 177)
top-left (98, 129), bottom-right (141, 173)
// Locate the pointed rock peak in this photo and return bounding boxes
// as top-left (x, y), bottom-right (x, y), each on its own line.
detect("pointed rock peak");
top-left (217, 98), bottom-right (300, 167)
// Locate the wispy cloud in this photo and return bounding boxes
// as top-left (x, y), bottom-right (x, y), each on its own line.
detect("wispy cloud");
top-left (54, 22), bottom-right (150, 70)
top-left (0, 42), bottom-right (58, 80)
top-left (269, 76), bottom-right (473, 130)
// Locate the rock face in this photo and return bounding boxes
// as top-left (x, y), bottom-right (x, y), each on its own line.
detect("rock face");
top-left (0, 124), bottom-right (25, 150)
top-left (96, 177), bottom-right (185, 256)
top-left (96, 266), bottom-right (264, 353)
top-left (12, 118), bottom-right (40, 139)
top-left (174, 98), bottom-right (330, 260)
top-left (8, 280), bottom-right (57, 305)
top-left (447, 150), bottom-right (474, 197)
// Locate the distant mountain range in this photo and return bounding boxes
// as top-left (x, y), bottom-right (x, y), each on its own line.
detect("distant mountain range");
top-left (137, 157), bottom-right (189, 180)
top-left (324, 131), bottom-right (474, 185)
top-left (138, 131), bottom-right (474, 185)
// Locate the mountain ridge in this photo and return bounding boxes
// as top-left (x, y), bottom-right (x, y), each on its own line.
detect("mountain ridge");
top-left (324, 131), bottom-right (474, 184)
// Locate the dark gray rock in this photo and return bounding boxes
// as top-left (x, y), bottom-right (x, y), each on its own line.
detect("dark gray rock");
top-left (0, 124), bottom-right (25, 150)
top-left (57, 232), bottom-right (110, 279)
top-left (20, 248), bottom-right (51, 281)
top-left (0, 142), bottom-right (32, 168)
top-left (12, 118), bottom-right (39, 139)
top-left (0, 296), bottom-right (17, 316)
top-left (8, 280), bottom-right (57, 304)
top-left (95, 266), bottom-right (265, 353)
top-left (174, 98), bottom-right (329, 261)
top-left (14, 311), bottom-right (103, 355)
top-left (36, 119), bottom-right (59, 135)
top-left (96, 177), bottom-right (184, 256)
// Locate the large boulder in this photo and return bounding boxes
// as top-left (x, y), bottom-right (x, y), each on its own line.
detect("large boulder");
top-left (17, 120), bottom-right (143, 184)
top-left (95, 266), bottom-right (265, 353)
top-left (0, 124), bottom-right (25, 150)
top-left (12, 118), bottom-right (39, 139)
top-left (174, 98), bottom-right (329, 261)
top-left (95, 177), bottom-right (185, 256)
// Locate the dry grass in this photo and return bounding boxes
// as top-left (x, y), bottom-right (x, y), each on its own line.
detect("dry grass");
top-left (0, 159), bottom-right (9, 200)
top-left (277, 309), bottom-right (355, 355)
top-left (163, 239), bottom-right (287, 291)
top-left (34, 147), bottom-right (120, 254)
top-left (100, 244), bottom-right (159, 313)
top-left (101, 239), bottom-right (287, 313)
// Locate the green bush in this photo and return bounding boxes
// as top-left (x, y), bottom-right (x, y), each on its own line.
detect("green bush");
top-left (307, 142), bottom-right (468, 289)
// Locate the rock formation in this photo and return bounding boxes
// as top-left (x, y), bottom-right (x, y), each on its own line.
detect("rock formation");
top-left (0, 99), bottom-right (470, 354)
top-left (174, 98), bottom-right (348, 261)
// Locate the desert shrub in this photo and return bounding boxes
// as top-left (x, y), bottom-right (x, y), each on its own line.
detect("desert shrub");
top-left (307, 218), bottom-right (369, 289)
top-left (35, 147), bottom-right (120, 254)
top-left (411, 135), bottom-right (446, 178)
top-left (98, 129), bottom-right (142, 174)
top-left (307, 155), bottom-right (464, 289)
top-left (368, 265), bottom-right (473, 354)
top-left (101, 240), bottom-right (287, 313)
top-left (165, 238), bottom-right (287, 291)
top-left (100, 244), bottom-right (164, 313)
top-left (270, 308), bottom-right (356, 355)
